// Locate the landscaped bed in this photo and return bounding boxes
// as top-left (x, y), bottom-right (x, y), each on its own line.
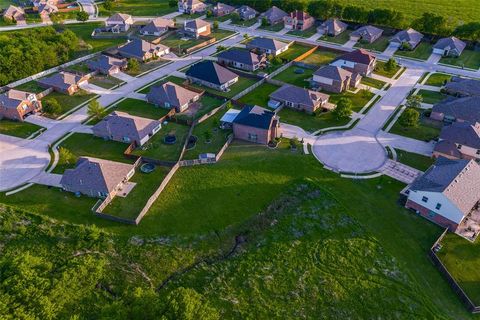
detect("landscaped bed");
top-left (389, 108), bottom-right (442, 141)
top-left (299, 49), bottom-right (339, 66)
top-left (395, 42), bottom-right (433, 61)
top-left (424, 73), bottom-right (452, 87)
top-left (439, 49), bottom-right (480, 70)
top-left (0, 119), bottom-right (43, 138)
top-left (238, 83), bottom-right (281, 108)
top-left (272, 66), bottom-right (314, 88)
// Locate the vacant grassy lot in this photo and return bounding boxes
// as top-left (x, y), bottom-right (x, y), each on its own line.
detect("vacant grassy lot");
top-left (124, 59), bottom-right (168, 76)
top-left (238, 83), bottom-right (280, 108)
top-left (42, 90), bottom-right (95, 119)
top-left (320, 30), bottom-right (352, 45)
top-left (0, 120), bottom-right (43, 138)
top-left (273, 66), bottom-right (314, 88)
top-left (440, 49), bottom-right (480, 70)
top-left (299, 49), bottom-right (339, 66)
top-left (390, 108), bottom-right (442, 142)
top-left (230, 18), bottom-right (258, 27)
top-left (424, 73), bottom-right (452, 87)
top-left (279, 108), bottom-right (349, 132)
top-left (395, 43), bottom-right (433, 61)
top-left (286, 26), bottom-right (317, 38)
top-left (416, 89), bottom-right (447, 104)
top-left (278, 43), bottom-right (313, 61)
top-left (98, 0), bottom-right (176, 16)
top-left (14, 81), bottom-right (46, 94)
top-left (395, 149), bottom-right (435, 171)
top-left (60, 23), bottom-right (126, 54)
top-left (374, 61), bottom-right (402, 78)
top-left (137, 75), bottom-right (180, 94)
top-left (355, 36), bottom-right (389, 52)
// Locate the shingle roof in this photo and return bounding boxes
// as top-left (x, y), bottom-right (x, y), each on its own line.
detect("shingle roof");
top-left (38, 3), bottom-right (58, 14)
top-left (444, 77), bottom-right (480, 97)
top-left (141, 17), bottom-right (174, 34)
top-left (287, 10), bottom-right (312, 21)
top-left (3, 5), bottom-right (24, 18)
top-left (186, 60), bottom-right (238, 86)
top-left (87, 55), bottom-right (126, 73)
top-left (434, 37), bottom-right (466, 53)
top-left (37, 72), bottom-right (84, 91)
top-left (432, 96), bottom-right (480, 123)
top-left (314, 65), bottom-right (353, 82)
top-left (320, 18), bottom-right (348, 34)
top-left (237, 5), bottom-right (257, 17)
top-left (439, 122), bottom-right (480, 149)
top-left (184, 18), bottom-right (210, 30)
top-left (434, 140), bottom-right (462, 158)
top-left (335, 49), bottom-right (376, 65)
top-left (147, 81), bottom-right (199, 108)
top-left (247, 37), bottom-right (289, 52)
top-left (0, 90), bottom-right (33, 109)
top-left (118, 39), bottom-right (169, 59)
top-left (233, 105), bottom-right (276, 129)
top-left (351, 25), bottom-right (383, 38)
top-left (390, 28), bottom-right (423, 46)
top-left (270, 85), bottom-right (329, 107)
top-left (261, 6), bottom-right (288, 21)
top-left (217, 48), bottom-right (264, 66)
top-left (213, 2), bottom-right (235, 12)
top-left (409, 157), bottom-right (480, 215)
top-left (60, 157), bottom-right (134, 195)
top-left (107, 13), bottom-right (132, 23)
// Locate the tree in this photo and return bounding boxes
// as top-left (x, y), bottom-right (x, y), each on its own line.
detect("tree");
top-left (59, 147), bottom-right (76, 166)
top-left (243, 33), bottom-right (249, 40)
top-left (43, 98), bottom-right (62, 116)
top-left (261, 17), bottom-right (268, 27)
top-left (341, 5), bottom-right (369, 23)
top-left (216, 45), bottom-right (226, 52)
top-left (225, 101), bottom-right (232, 109)
top-left (104, 0), bottom-right (115, 10)
top-left (213, 20), bottom-right (219, 30)
top-left (406, 94), bottom-right (423, 109)
top-left (76, 11), bottom-right (89, 22)
top-left (87, 100), bottom-right (106, 120)
top-left (384, 58), bottom-right (398, 72)
top-left (161, 287), bottom-right (220, 320)
top-left (206, 10), bottom-right (213, 18)
top-left (399, 108), bottom-right (420, 127)
top-left (454, 22), bottom-right (480, 41)
top-left (414, 12), bottom-right (449, 35)
top-left (400, 42), bottom-right (412, 51)
top-left (168, 0), bottom-right (177, 8)
top-left (333, 97), bottom-right (353, 119)
top-left (49, 12), bottom-right (64, 24)
top-left (127, 58), bottom-right (140, 72)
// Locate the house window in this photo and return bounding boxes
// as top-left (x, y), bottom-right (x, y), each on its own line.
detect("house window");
top-left (435, 203), bottom-right (442, 210)
top-left (428, 211), bottom-right (436, 218)
top-left (248, 133), bottom-right (258, 142)
top-left (457, 144), bottom-right (462, 149)
top-left (422, 196), bottom-right (428, 203)
top-left (476, 149), bottom-right (480, 155)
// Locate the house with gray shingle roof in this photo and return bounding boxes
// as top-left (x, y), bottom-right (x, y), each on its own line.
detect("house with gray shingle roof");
top-left (312, 65), bottom-right (361, 93)
top-left (186, 60), bottom-right (238, 92)
top-left (350, 25), bottom-right (383, 44)
top-left (105, 13), bottom-right (134, 33)
top-left (444, 77), bottom-right (480, 97)
top-left (233, 105), bottom-right (279, 144)
top-left (178, 0), bottom-right (206, 14)
top-left (217, 48), bottom-right (267, 72)
top-left (37, 72), bottom-right (89, 95)
top-left (269, 84), bottom-right (331, 114)
top-left (140, 18), bottom-right (174, 36)
top-left (117, 39), bottom-right (170, 61)
top-left (182, 18), bottom-right (211, 38)
top-left (92, 111), bottom-right (161, 147)
top-left (390, 28), bottom-right (423, 49)
top-left (434, 122), bottom-right (480, 161)
top-left (0, 89), bottom-right (42, 121)
top-left (236, 5), bottom-right (258, 21)
top-left (146, 81), bottom-right (202, 112)
top-left (213, 2), bottom-right (235, 17)
top-left (246, 37), bottom-right (290, 56)
top-left (87, 55), bottom-right (127, 75)
top-left (260, 6), bottom-right (288, 25)
top-left (433, 37), bottom-right (466, 57)
top-left (60, 157), bottom-right (135, 198)
top-left (430, 96), bottom-right (480, 124)
top-left (405, 157), bottom-right (480, 232)
top-left (318, 18), bottom-right (348, 37)
top-left (330, 49), bottom-right (377, 76)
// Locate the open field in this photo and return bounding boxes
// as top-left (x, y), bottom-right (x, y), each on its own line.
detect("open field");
top-left (389, 108), bottom-right (442, 142)
top-left (0, 120), bottom-right (42, 138)
top-left (440, 50), bottom-right (480, 70)
top-left (98, 0), bottom-right (176, 16)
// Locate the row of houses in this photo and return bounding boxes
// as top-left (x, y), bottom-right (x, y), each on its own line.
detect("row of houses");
top-left (2, 1), bottom-right (65, 25)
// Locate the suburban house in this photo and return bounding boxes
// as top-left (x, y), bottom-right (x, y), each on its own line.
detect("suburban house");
top-left (140, 17), bottom-right (174, 36)
top-left (433, 37), bottom-right (466, 57)
top-left (444, 77), bottom-right (480, 97)
top-left (185, 60), bottom-right (238, 92)
top-left (181, 19), bottom-right (211, 38)
top-left (330, 49), bottom-right (377, 76)
top-left (117, 39), bottom-right (170, 61)
top-left (177, 0), bottom-right (206, 14)
top-left (433, 122), bottom-right (480, 160)
top-left (405, 157), bottom-right (480, 233)
top-left (318, 18), bottom-right (348, 36)
top-left (105, 13), bottom-right (134, 33)
top-left (390, 28), bottom-right (423, 49)
top-left (232, 105), bottom-right (279, 145)
top-left (284, 10), bottom-right (315, 31)
top-left (312, 65), bottom-right (362, 93)
top-left (0, 89), bottom-right (42, 121)
top-left (350, 25), bottom-right (383, 44)
top-left (260, 6), bottom-right (288, 25)
top-left (60, 157), bottom-right (135, 198)
top-left (2, 5), bottom-right (26, 24)
top-left (87, 55), bottom-right (127, 75)
top-left (92, 111), bottom-right (161, 147)
top-left (212, 2), bottom-right (235, 17)
top-left (217, 48), bottom-right (267, 72)
top-left (431, 96), bottom-right (480, 124)
top-left (269, 84), bottom-right (331, 114)
top-left (220, 108), bottom-right (241, 129)
top-left (236, 5), bottom-right (258, 21)
top-left (37, 72), bottom-right (89, 95)
top-left (38, 2), bottom-right (58, 22)
top-left (246, 37), bottom-right (290, 56)
top-left (146, 81), bottom-right (202, 113)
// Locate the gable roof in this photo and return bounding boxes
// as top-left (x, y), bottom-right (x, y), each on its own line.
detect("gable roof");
top-left (444, 77), bottom-right (480, 97)
top-left (147, 81), bottom-right (200, 107)
top-left (247, 37), bottom-right (289, 52)
top-left (107, 13), bottom-right (132, 23)
top-left (351, 25), bottom-right (383, 38)
top-left (37, 72), bottom-right (85, 91)
top-left (314, 65), bottom-right (353, 82)
top-left (213, 2), bottom-right (235, 12)
top-left (287, 10), bottom-right (313, 21)
top-left (186, 60), bottom-right (238, 86)
top-left (38, 3), bottom-right (58, 14)
top-left (87, 55), bottom-right (126, 73)
top-left (3, 5), bottom-right (24, 18)
top-left (432, 96), bottom-right (480, 123)
top-left (141, 17), bottom-right (174, 33)
top-left (118, 39), bottom-right (169, 59)
top-left (390, 28), bottom-right (423, 46)
top-left (233, 105), bottom-right (276, 129)
top-left (217, 48), bottom-right (265, 66)
top-left (237, 5), bottom-right (258, 17)
top-left (434, 36), bottom-right (466, 53)
top-left (270, 84), bottom-right (329, 107)
top-left (60, 157), bottom-right (134, 195)
top-left (261, 6), bottom-right (287, 21)
top-left (184, 18), bottom-right (210, 30)
top-left (321, 18), bottom-right (348, 34)
top-left (409, 157), bottom-right (480, 215)
top-left (0, 90), bottom-right (34, 109)
top-left (439, 122), bottom-right (480, 149)
top-left (335, 49), bottom-right (376, 65)
top-left (434, 140), bottom-right (463, 158)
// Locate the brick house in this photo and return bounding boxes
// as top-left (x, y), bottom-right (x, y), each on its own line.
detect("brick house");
top-left (186, 60), bottom-right (238, 92)
top-left (37, 72), bottom-right (89, 95)
top-left (178, 0), bottom-right (206, 14)
top-left (105, 13), bottom-right (134, 33)
top-left (0, 90), bottom-right (42, 121)
top-left (330, 49), bottom-right (377, 76)
top-left (390, 28), bottom-right (423, 49)
top-left (117, 39), bottom-right (170, 61)
top-left (232, 105), bottom-right (279, 145)
top-left (269, 84), bottom-right (331, 114)
top-left (146, 81), bottom-right (202, 113)
top-left (284, 10), bottom-right (315, 31)
top-left (38, 3), bottom-right (58, 22)
top-left (350, 25), bottom-right (383, 44)
top-left (217, 48), bottom-right (267, 72)
top-left (433, 122), bottom-right (480, 161)
top-left (430, 96), bottom-right (480, 124)
top-left (181, 19), bottom-right (211, 39)
top-left (312, 65), bottom-right (362, 93)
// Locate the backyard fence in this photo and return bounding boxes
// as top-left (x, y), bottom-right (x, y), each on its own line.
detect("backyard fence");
top-left (36, 88), bottom-right (53, 99)
top-left (293, 45), bottom-right (318, 62)
top-left (178, 134), bottom-right (234, 167)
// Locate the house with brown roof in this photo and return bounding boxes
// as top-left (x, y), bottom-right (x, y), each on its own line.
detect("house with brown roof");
top-left (60, 157), bottom-right (135, 198)
top-left (117, 39), bottom-right (170, 61)
top-left (87, 55), bottom-right (127, 75)
top-left (217, 48), bottom-right (267, 72)
top-left (260, 6), bottom-right (287, 25)
top-left (350, 25), bottom-right (383, 44)
top-left (105, 13), bottom-right (134, 33)
top-left (0, 90), bottom-right (42, 121)
top-left (405, 157), bottom-right (480, 233)
top-left (92, 111), bottom-right (161, 147)
top-left (38, 2), bottom-right (58, 22)
top-left (146, 81), bottom-right (202, 113)
top-left (430, 96), bottom-right (480, 124)
top-left (284, 10), bottom-right (315, 31)
top-left (318, 18), bottom-right (348, 37)
top-left (312, 65), bottom-right (361, 93)
top-left (390, 28), bottom-right (423, 49)
top-left (178, 0), bottom-right (206, 14)
top-left (330, 49), bottom-right (377, 76)
top-left (433, 37), bottom-right (466, 57)
top-left (269, 84), bottom-right (331, 114)
top-left (246, 37), bottom-right (290, 56)
top-left (140, 18), bottom-right (174, 36)
top-left (2, 5), bottom-right (26, 25)
top-left (37, 72), bottom-right (89, 95)
top-left (433, 122), bottom-right (480, 161)
top-left (186, 60), bottom-right (238, 92)
top-left (232, 105), bottom-right (279, 144)
top-left (213, 2), bottom-right (235, 17)
top-left (444, 77), bottom-right (480, 97)
top-left (181, 19), bottom-right (211, 38)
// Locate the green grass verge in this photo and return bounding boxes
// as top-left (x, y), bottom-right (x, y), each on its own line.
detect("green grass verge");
top-left (394, 42), bottom-right (433, 61)
top-left (0, 120), bottom-right (43, 138)
top-left (424, 73), bottom-right (452, 87)
top-left (439, 49), bottom-right (480, 70)
top-left (395, 149), bottom-right (435, 171)
top-left (238, 83), bottom-right (280, 108)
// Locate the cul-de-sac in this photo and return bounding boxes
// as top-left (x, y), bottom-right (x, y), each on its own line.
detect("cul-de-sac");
top-left (1, 0), bottom-right (480, 318)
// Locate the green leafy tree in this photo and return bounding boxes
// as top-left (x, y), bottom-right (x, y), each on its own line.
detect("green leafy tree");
top-left (400, 42), bottom-right (412, 51)
top-left (206, 10), bottom-right (213, 18)
top-left (454, 22), bottom-right (480, 41)
top-left (43, 98), bottom-right (62, 116)
top-left (103, 0), bottom-right (115, 10)
top-left (213, 20), bottom-right (219, 30)
top-left (127, 58), bottom-right (140, 72)
top-left (384, 58), bottom-right (398, 72)
top-left (341, 5), bottom-right (369, 23)
top-left (333, 97), bottom-right (353, 119)
top-left (49, 12), bottom-right (64, 24)
top-left (76, 11), bottom-right (89, 22)
top-left (414, 12), bottom-right (450, 35)
top-left (261, 17), bottom-right (268, 27)
top-left (399, 108), bottom-right (420, 127)
top-left (161, 287), bottom-right (220, 320)
top-left (87, 100), bottom-right (106, 120)
top-left (216, 45), bottom-right (226, 52)
top-left (406, 95), bottom-right (423, 109)
top-left (58, 147), bottom-right (77, 166)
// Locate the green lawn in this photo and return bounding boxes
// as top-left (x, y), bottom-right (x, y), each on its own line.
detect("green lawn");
top-left (439, 49), bottom-right (480, 70)
top-left (320, 30), bottom-right (352, 45)
top-left (395, 42), bottom-right (433, 61)
top-left (279, 108), bottom-right (350, 132)
top-left (258, 22), bottom-right (285, 32)
top-left (66, 63), bottom-right (90, 74)
top-left (390, 108), bottom-right (442, 142)
top-left (0, 120), bottom-right (43, 139)
top-left (59, 23), bottom-right (126, 54)
top-left (273, 66), bottom-right (314, 88)
top-left (110, 98), bottom-right (170, 120)
top-left (354, 36), bottom-right (390, 52)
top-left (416, 89), bottom-right (447, 104)
top-left (230, 18), bottom-right (258, 27)
top-left (53, 133), bottom-right (134, 174)
top-left (182, 109), bottom-right (232, 160)
top-left (187, 76), bottom-right (259, 99)
top-left (374, 60), bottom-right (402, 78)
top-left (102, 165), bottom-right (171, 219)
top-left (98, 0), bottom-right (176, 16)
top-left (177, 12), bottom-right (204, 19)
top-left (160, 29), bottom-right (234, 55)
top-left (326, 90), bottom-right (375, 112)
top-left (89, 76), bottom-right (124, 89)
top-left (124, 59), bottom-right (168, 76)
top-left (299, 49), bottom-right (339, 66)
top-left (286, 26), bottom-right (317, 38)
top-left (395, 149), bottom-right (435, 171)
top-left (132, 122), bottom-right (190, 162)
top-left (14, 81), bottom-right (46, 94)
top-left (42, 90), bottom-right (95, 119)
top-left (424, 73), bottom-right (452, 87)
top-left (361, 77), bottom-right (386, 89)
top-left (238, 83), bottom-right (280, 108)
top-left (277, 43), bottom-right (312, 61)
top-left (206, 14), bottom-right (232, 22)
top-left (176, 95), bottom-right (225, 121)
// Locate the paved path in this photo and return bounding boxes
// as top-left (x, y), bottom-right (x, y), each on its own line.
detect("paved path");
top-left (80, 82), bottom-right (111, 95)
top-left (379, 159), bottom-right (422, 184)
top-left (342, 39), bottom-right (357, 49)
top-left (24, 115), bottom-right (58, 129)
top-left (378, 131), bottom-right (435, 156)
top-left (382, 43), bottom-right (398, 58)
top-left (28, 172), bottom-right (63, 187)
top-left (114, 71), bottom-right (136, 82)
top-left (78, 0), bottom-right (98, 18)
top-left (71, 125), bottom-right (93, 134)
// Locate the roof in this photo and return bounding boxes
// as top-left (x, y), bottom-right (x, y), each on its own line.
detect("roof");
top-left (217, 48), bottom-right (264, 66)
top-left (390, 28), bottom-right (423, 46)
top-left (237, 5), bottom-right (257, 16)
top-left (184, 18), bottom-right (210, 30)
top-left (37, 72), bottom-right (84, 91)
top-left (0, 90), bottom-right (34, 109)
top-left (287, 10), bottom-right (312, 21)
top-left (3, 5), bottom-right (24, 16)
top-left (247, 37), bottom-right (289, 52)
top-left (434, 36), bottom-right (466, 53)
top-left (409, 157), bottom-right (480, 215)
top-left (220, 108), bottom-right (241, 123)
top-left (444, 77), bottom-right (480, 97)
top-left (107, 13), bottom-right (132, 23)
top-left (261, 6), bottom-right (287, 21)
top-left (186, 60), bottom-right (238, 86)
top-left (334, 49), bottom-right (376, 65)
top-left (213, 2), bottom-right (235, 12)
top-left (141, 17), bottom-right (174, 33)
top-left (351, 25), bottom-right (383, 38)
top-left (118, 39), bottom-right (169, 59)
top-left (87, 55), bottom-right (126, 73)
top-left (314, 65), bottom-right (353, 82)
top-left (434, 140), bottom-right (462, 158)
top-left (95, 111), bottom-right (160, 142)
top-left (38, 3), bottom-right (58, 14)
top-left (321, 18), bottom-right (348, 34)
top-left (269, 84), bottom-right (330, 107)
top-left (233, 105), bottom-right (276, 129)
top-left (147, 81), bottom-right (200, 107)
top-left (61, 157), bottom-right (134, 195)
top-left (179, 0), bottom-right (204, 5)
top-left (432, 96), bottom-right (480, 123)
top-left (439, 122), bottom-right (480, 149)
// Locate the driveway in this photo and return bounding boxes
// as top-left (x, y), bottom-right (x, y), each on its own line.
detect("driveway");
top-left (381, 43), bottom-right (398, 58)
top-left (377, 131), bottom-right (435, 156)
top-left (342, 39), bottom-right (358, 49)
top-left (28, 172), bottom-right (63, 187)
top-left (427, 53), bottom-right (442, 64)
top-left (77, 0), bottom-right (97, 17)
top-left (114, 71), bottom-right (136, 82)
top-left (24, 115), bottom-right (58, 129)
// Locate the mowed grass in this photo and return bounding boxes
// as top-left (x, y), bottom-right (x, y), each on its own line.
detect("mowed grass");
top-left (286, 26), bottom-right (317, 38)
top-left (109, 98), bottom-right (170, 120)
top-left (258, 22), bottom-right (285, 32)
top-left (42, 90), bottom-right (96, 119)
top-left (395, 42), bottom-right (433, 61)
top-left (0, 120), bottom-right (42, 139)
top-left (374, 60), bottom-right (402, 78)
top-left (89, 76), bottom-right (124, 89)
top-left (424, 73), bottom-right (452, 87)
top-left (187, 76), bottom-right (259, 99)
top-left (355, 36), bottom-right (390, 52)
top-left (279, 108), bottom-right (350, 132)
top-left (14, 81), bottom-right (46, 94)
top-left (320, 30), bottom-right (352, 45)
top-left (58, 23), bottom-right (126, 54)
top-left (389, 108), bottom-right (442, 142)
top-left (440, 49), bottom-right (480, 70)
top-left (324, 90), bottom-right (375, 112)
top-left (273, 66), bottom-right (314, 88)
top-left (416, 89), bottom-right (447, 104)
top-left (238, 83), bottom-right (280, 108)
top-left (361, 77), bottom-right (386, 89)
top-left (299, 49), bottom-right (339, 66)
top-left (98, 0), bottom-right (176, 16)
top-left (278, 43), bottom-right (313, 61)
top-left (395, 149), bottom-right (435, 171)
